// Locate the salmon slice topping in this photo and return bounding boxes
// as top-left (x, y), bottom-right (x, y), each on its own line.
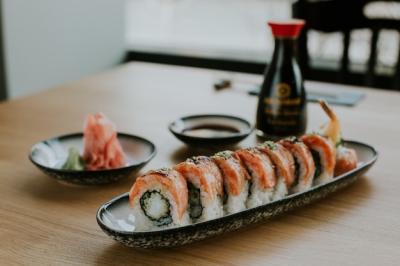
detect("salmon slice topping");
top-left (235, 148), bottom-right (276, 189)
top-left (174, 156), bottom-right (223, 201)
top-left (212, 151), bottom-right (250, 196)
top-left (258, 142), bottom-right (296, 187)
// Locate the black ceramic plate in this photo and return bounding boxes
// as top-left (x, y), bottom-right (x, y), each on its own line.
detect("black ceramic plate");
top-left (29, 133), bottom-right (156, 185)
top-left (96, 140), bottom-right (377, 248)
top-left (169, 114), bottom-right (253, 147)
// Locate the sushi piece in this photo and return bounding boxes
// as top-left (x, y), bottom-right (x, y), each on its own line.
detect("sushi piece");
top-left (235, 147), bottom-right (276, 208)
top-left (83, 113), bottom-right (126, 170)
top-left (300, 134), bottom-right (335, 185)
top-left (258, 141), bottom-right (295, 200)
top-left (212, 151), bottom-right (251, 214)
top-left (318, 100), bottom-right (358, 176)
top-left (335, 146), bottom-right (358, 176)
top-left (129, 168), bottom-right (190, 231)
top-left (174, 156), bottom-right (224, 222)
top-left (279, 138), bottom-right (315, 193)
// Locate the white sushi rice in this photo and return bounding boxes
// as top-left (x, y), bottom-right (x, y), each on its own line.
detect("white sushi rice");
top-left (247, 183), bottom-right (274, 208)
top-left (225, 181), bottom-right (249, 214)
top-left (272, 176), bottom-right (288, 201)
top-left (240, 151), bottom-right (275, 209)
top-left (201, 173), bottom-right (224, 221)
top-left (190, 183), bottom-right (224, 222)
top-left (221, 157), bottom-right (250, 215)
top-left (199, 194), bottom-right (224, 222)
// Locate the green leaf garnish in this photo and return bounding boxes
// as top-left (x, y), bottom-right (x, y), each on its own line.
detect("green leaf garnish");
top-left (263, 141), bottom-right (277, 150)
top-left (214, 151), bottom-right (232, 159)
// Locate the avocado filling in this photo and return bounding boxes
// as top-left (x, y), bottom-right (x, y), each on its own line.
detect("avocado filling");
top-left (311, 150), bottom-right (322, 180)
top-left (188, 182), bottom-right (203, 220)
top-left (140, 190), bottom-right (173, 226)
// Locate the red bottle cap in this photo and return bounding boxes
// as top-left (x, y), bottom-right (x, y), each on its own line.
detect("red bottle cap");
top-left (268, 19), bottom-right (305, 38)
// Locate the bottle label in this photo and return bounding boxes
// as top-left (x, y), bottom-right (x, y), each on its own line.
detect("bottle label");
top-left (263, 83), bottom-right (303, 128)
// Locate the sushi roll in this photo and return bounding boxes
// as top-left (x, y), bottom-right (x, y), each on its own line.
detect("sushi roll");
top-left (335, 146), bottom-right (358, 176)
top-left (258, 141), bottom-right (295, 200)
top-left (300, 134), bottom-right (335, 185)
top-left (235, 147), bottom-right (276, 208)
top-left (129, 168), bottom-right (190, 231)
top-left (279, 138), bottom-right (315, 193)
top-left (174, 156), bottom-right (224, 222)
top-left (212, 151), bottom-right (251, 214)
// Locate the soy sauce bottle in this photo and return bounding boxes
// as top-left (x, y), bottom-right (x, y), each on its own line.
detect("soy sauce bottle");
top-left (256, 20), bottom-right (307, 140)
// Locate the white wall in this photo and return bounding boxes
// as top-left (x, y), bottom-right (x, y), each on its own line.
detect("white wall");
top-left (2, 0), bottom-right (125, 98)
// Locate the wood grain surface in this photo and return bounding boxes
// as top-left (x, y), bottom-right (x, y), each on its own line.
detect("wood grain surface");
top-left (0, 62), bottom-right (399, 265)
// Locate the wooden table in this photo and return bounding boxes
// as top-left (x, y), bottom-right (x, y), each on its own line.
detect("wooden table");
top-left (1, 62), bottom-right (399, 265)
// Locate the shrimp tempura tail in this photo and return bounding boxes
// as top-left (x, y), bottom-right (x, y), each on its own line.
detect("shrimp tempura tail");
top-left (318, 100), bottom-right (341, 146)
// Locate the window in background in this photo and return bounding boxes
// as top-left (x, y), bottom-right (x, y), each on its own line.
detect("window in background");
top-left (125, 0), bottom-right (291, 62)
top-left (125, 0), bottom-right (400, 76)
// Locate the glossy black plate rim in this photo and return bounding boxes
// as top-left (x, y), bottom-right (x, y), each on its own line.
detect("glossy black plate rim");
top-left (29, 132), bottom-right (157, 174)
top-left (168, 114), bottom-right (254, 140)
top-left (96, 139), bottom-right (378, 237)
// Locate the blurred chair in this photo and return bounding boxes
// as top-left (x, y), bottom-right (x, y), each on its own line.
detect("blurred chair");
top-left (293, 0), bottom-right (400, 90)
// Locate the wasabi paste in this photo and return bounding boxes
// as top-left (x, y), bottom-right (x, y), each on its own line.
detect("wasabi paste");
top-left (62, 147), bottom-right (85, 170)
